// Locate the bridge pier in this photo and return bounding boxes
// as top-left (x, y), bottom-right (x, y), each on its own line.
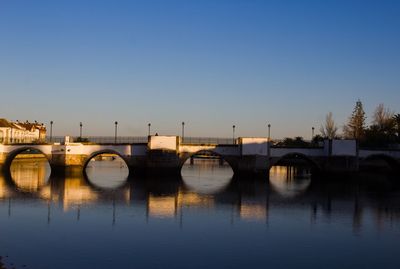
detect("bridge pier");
top-left (0, 152), bottom-right (6, 172)
top-left (146, 150), bottom-right (182, 175)
top-left (50, 165), bottom-right (85, 177)
top-left (322, 156), bottom-right (359, 174)
top-left (234, 155), bottom-right (270, 178)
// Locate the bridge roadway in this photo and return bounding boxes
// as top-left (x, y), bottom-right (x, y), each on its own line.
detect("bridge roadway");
top-left (0, 136), bottom-right (399, 177)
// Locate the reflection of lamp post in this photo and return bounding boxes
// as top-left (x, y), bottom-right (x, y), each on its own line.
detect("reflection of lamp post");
top-left (148, 123), bottom-right (151, 136)
top-left (50, 121), bottom-right (53, 142)
top-left (114, 121), bottom-right (118, 144)
top-left (312, 126), bottom-right (315, 140)
top-left (268, 124), bottom-right (271, 141)
top-left (232, 125), bottom-right (236, 144)
top-left (182, 122), bottom-right (185, 140)
top-left (79, 122), bottom-right (83, 139)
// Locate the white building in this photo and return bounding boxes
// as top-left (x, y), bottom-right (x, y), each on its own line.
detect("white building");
top-left (0, 118), bottom-right (46, 144)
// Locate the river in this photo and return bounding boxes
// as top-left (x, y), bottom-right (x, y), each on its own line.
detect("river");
top-left (0, 156), bottom-right (399, 268)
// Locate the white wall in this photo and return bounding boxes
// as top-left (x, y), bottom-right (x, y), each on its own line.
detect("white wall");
top-left (149, 136), bottom-right (178, 151)
top-left (332, 140), bottom-right (357, 156)
top-left (57, 144), bottom-right (131, 156)
top-left (0, 144), bottom-right (53, 155)
top-left (240, 137), bottom-right (269, 156)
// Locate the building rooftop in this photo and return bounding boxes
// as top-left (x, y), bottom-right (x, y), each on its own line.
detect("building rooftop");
top-left (0, 118), bottom-right (46, 131)
top-left (0, 118), bottom-right (14, 128)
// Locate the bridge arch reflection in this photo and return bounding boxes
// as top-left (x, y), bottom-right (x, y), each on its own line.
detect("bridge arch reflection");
top-left (7, 148), bottom-right (51, 192)
top-left (180, 150), bottom-right (234, 195)
top-left (83, 149), bottom-right (130, 189)
top-left (360, 154), bottom-right (400, 173)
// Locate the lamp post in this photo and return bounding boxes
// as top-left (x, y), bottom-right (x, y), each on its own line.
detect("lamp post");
top-left (181, 122), bottom-right (185, 140)
top-left (114, 121), bottom-right (118, 144)
top-left (79, 122), bottom-right (83, 139)
top-left (268, 124), bottom-right (271, 141)
top-left (312, 126), bottom-right (315, 141)
top-left (50, 121), bottom-right (53, 142)
top-left (232, 125), bottom-right (236, 144)
top-left (148, 123), bottom-right (151, 136)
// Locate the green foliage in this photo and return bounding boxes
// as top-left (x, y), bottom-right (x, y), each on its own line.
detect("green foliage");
top-left (362, 125), bottom-right (397, 148)
top-left (312, 134), bottom-right (324, 144)
top-left (276, 137), bottom-right (314, 147)
top-left (360, 104), bottom-right (398, 147)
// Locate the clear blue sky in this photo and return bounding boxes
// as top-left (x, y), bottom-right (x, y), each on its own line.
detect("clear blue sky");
top-left (1, 0), bottom-right (399, 138)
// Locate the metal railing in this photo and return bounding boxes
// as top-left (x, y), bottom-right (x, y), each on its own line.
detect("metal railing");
top-left (45, 136), bottom-right (235, 145)
top-left (49, 136), bottom-right (149, 144)
top-left (181, 137), bottom-right (235, 145)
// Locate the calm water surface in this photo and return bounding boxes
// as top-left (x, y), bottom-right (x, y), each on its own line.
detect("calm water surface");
top-left (1, 157), bottom-right (400, 269)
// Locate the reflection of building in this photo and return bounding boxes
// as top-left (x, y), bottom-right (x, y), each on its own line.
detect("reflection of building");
top-left (147, 191), bottom-right (215, 218)
top-left (240, 202), bottom-right (267, 221)
top-left (0, 118), bottom-right (46, 143)
top-left (62, 177), bottom-right (98, 210)
top-left (148, 195), bottom-right (177, 218)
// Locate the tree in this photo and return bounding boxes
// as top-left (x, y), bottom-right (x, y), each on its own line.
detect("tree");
top-left (312, 134), bottom-right (324, 144)
top-left (277, 136), bottom-right (309, 147)
top-left (320, 112), bottom-right (338, 139)
top-left (372, 103), bottom-right (394, 131)
top-left (362, 104), bottom-right (397, 147)
top-left (394, 114), bottom-right (400, 141)
top-left (343, 99), bottom-right (366, 140)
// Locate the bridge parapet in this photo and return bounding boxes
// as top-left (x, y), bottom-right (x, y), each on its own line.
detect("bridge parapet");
top-left (270, 147), bottom-right (325, 158)
top-left (359, 149), bottom-right (400, 159)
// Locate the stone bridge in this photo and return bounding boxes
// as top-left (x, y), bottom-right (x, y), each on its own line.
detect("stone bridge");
top-left (0, 136), bottom-right (399, 177)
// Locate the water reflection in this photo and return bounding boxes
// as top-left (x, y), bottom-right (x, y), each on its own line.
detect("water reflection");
top-left (1, 157), bottom-right (400, 269)
top-left (148, 195), bottom-right (178, 218)
top-left (181, 158), bottom-right (233, 194)
top-left (0, 159), bottom-right (399, 226)
top-left (10, 157), bottom-right (50, 192)
top-left (0, 174), bottom-right (11, 198)
top-left (85, 154), bottom-right (129, 189)
top-left (269, 165), bottom-right (311, 198)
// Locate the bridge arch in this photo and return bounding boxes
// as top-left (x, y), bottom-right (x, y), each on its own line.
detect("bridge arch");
top-left (360, 154), bottom-right (400, 173)
top-left (179, 149), bottom-right (236, 172)
top-left (269, 152), bottom-right (321, 172)
top-left (4, 146), bottom-right (52, 171)
top-left (83, 149), bottom-right (131, 177)
top-left (4, 147), bottom-right (52, 192)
